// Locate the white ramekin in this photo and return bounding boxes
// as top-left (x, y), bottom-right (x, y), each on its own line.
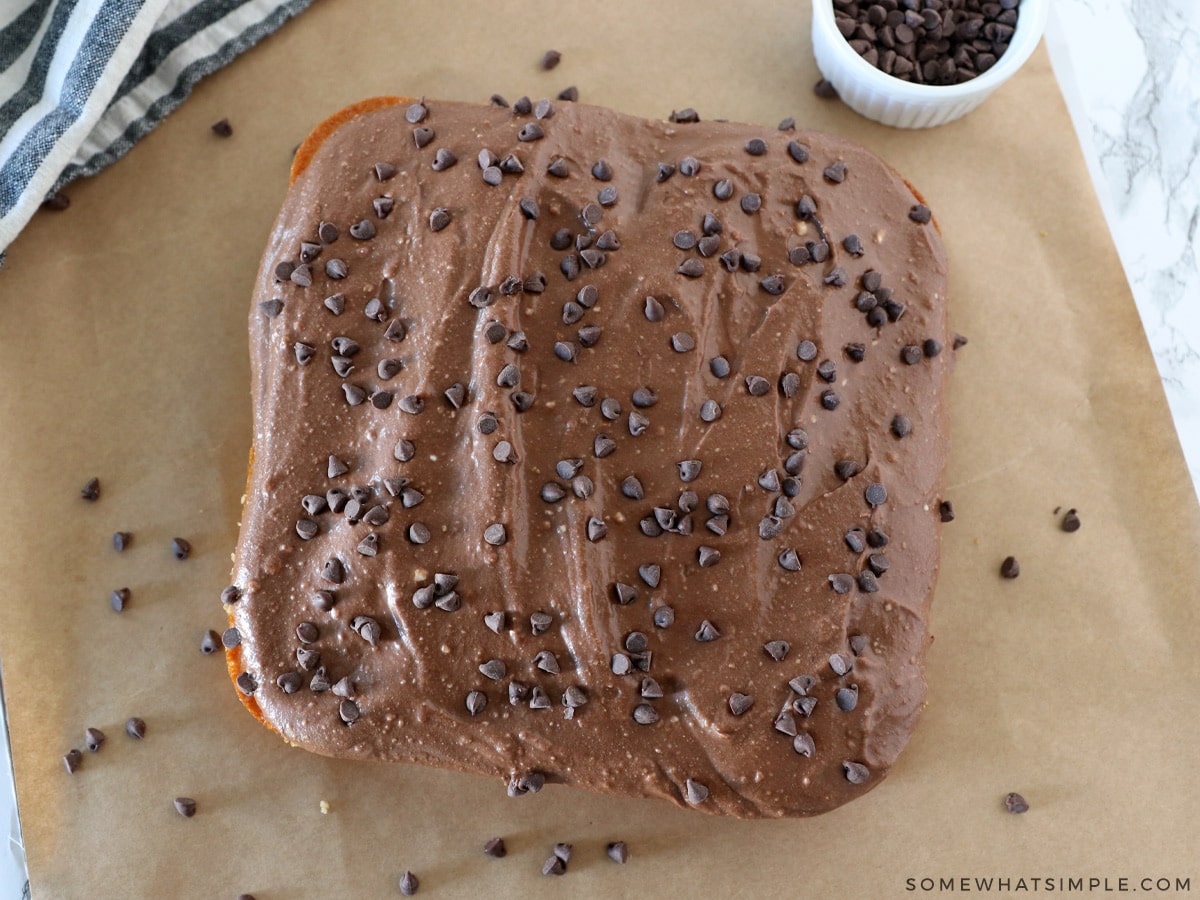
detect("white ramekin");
top-left (811, 0), bottom-right (1049, 129)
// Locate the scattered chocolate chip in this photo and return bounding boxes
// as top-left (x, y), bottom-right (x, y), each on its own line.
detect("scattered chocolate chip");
top-left (174, 797), bottom-right (197, 818)
top-left (1000, 556), bottom-right (1020, 579)
top-left (778, 116), bottom-right (796, 131)
top-left (325, 258), bottom-right (348, 279)
top-left (1004, 792), bottom-right (1030, 814)
top-left (81, 477), bottom-right (100, 501)
top-left (1061, 509), bottom-right (1081, 532)
top-left (939, 500), bottom-right (956, 523)
top-left (42, 190), bottom-right (70, 211)
top-left (62, 749), bottom-right (82, 773)
top-left (83, 727), bottom-right (105, 753)
top-left (713, 179), bottom-right (733, 200)
top-left (484, 523), bottom-right (508, 546)
top-left (558, 85), bottom-right (579, 101)
top-left (125, 717), bottom-right (146, 739)
top-left (778, 548), bottom-right (802, 571)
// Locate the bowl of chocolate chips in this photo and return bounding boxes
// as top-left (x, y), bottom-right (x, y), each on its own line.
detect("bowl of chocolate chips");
top-left (812, 0), bottom-right (1049, 128)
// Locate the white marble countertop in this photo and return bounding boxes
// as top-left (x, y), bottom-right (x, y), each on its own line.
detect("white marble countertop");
top-left (1047, 0), bottom-right (1200, 494)
top-left (3, 1), bottom-right (1199, 894)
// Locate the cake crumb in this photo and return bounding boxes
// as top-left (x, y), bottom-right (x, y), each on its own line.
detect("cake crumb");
top-left (319, 799), bottom-right (330, 814)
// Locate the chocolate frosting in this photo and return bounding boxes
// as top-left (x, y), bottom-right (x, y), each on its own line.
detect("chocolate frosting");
top-left (230, 97), bottom-right (950, 817)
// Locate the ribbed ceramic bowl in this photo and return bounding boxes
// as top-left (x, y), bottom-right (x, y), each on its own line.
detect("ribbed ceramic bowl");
top-left (811, 0), bottom-right (1049, 128)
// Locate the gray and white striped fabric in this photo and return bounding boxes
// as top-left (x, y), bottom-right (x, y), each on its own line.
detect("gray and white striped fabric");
top-left (0, 0), bottom-right (314, 258)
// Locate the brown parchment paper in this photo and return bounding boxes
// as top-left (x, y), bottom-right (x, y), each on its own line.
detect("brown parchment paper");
top-left (2, 2), bottom-right (1198, 896)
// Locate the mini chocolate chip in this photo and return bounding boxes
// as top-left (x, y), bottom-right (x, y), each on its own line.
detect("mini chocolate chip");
top-left (699, 399), bottom-right (722, 422)
top-left (835, 459), bottom-right (860, 481)
top-left (236, 672), bottom-right (257, 695)
top-left (685, 779), bottom-right (709, 804)
top-left (695, 620), bottom-right (720, 642)
top-left (258, 299), bottom-right (284, 318)
top-left (385, 318), bottom-right (407, 342)
top-left (764, 640), bottom-right (791, 662)
top-left (431, 148), bottom-right (458, 170)
top-left (864, 483), bottom-right (887, 507)
top-left (518, 123), bottom-right (545, 142)
top-left (399, 394), bottom-right (425, 414)
top-left (729, 693), bottom-right (754, 716)
top-left (778, 548), bottom-right (802, 571)
top-left (174, 797), bottom-right (197, 818)
top-left (697, 545), bottom-right (721, 568)
top-left (558, 86), bottom-right (579, 101)
top-left (668, 333), bottom-right (698, 357)
top-left (824, 161), bottom-right (847, 183)
top-left (909, 204), bottom-right (932, 224)
top-left (1005, 792), bottom-right (1030, 814)
top-left (1061, 509), bottom-right (1081, 532)
top-left (412, 126), bottom-right (434, 148)
top-left (939, 500), bottom-right (956, 523)
top-left (1000, 556), bottom-right (1020, 579)
top-left (63, 749), bottom-right (83, 773)
top-left (760, 274), bottom-right (786, 295)
top-left (713, 179), bottom-right (733, 200)
top-left (105, 588), bottom-right (127, 619)
top-left (587, 517), bottom-right (608, 541)
top-left (484, 523), bottom-right (508, 546)
top-left (125, 717), bottom-right (146, 739)
top-left (843, 761), bottom-right (870, 784)
top-left (171, 537), bottom-right (191, 560)
top-left (349, 219), bottom-right (375, 240)
top-left (81, 477), bottom-right (101, 501)
top-left (746, 375), bottom-right (771, 396)
top-left (652, 605), bottom-right (675, 628)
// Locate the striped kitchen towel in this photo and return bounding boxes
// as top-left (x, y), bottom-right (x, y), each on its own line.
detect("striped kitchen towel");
top-left (0, 0), bottom-right (315, 260)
